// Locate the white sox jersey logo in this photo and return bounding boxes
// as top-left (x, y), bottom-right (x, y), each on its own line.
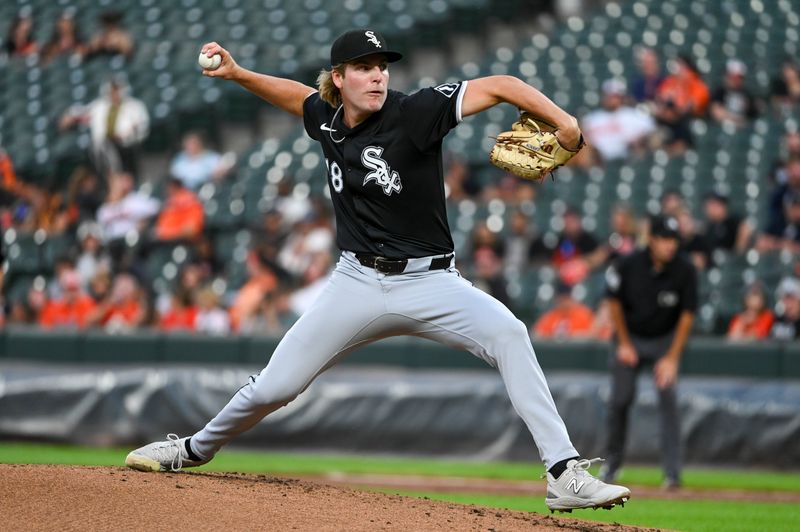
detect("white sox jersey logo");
top-left (365, 31), bottom-right (382, 48)
top-left (361, 146), bottom-right (402, 196)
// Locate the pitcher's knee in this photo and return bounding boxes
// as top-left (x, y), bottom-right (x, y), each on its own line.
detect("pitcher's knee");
top-left (250, 378), bottom-right (302, 407)
top-left (494, 318), bottom-right (533, 348)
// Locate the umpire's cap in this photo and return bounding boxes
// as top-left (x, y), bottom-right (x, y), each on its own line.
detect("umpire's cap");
top-left (650, 215), bottom-right (680, 239)
top-left (330, 29), bottom-right (403, 66)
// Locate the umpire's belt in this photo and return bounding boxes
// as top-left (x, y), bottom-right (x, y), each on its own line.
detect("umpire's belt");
top-left (355, 253), bottom-right (454, 275)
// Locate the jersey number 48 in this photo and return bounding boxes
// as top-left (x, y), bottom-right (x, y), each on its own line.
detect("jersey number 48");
top-left (325, 159), bottom-right (344, 193)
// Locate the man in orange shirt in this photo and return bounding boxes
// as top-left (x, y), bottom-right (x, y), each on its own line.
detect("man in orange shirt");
top-left (88, 273), bottom-right (146, 331)
top-left (532, 283), bottom-right (595, 339)
top-left (653, 55), bottom-right (710, 154)
top-left (40, 270), bottom-right (97, 329)
top-left (154, 178), bottom-right (204, 242)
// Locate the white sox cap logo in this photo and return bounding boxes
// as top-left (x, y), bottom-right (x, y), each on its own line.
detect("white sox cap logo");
top-left (365, 31), bottom-right (382, 48)
top-left (361, 146), bottom-right (402, 196)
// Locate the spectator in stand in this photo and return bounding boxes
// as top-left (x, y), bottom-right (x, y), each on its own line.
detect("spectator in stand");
top-left (169, 132), bottom-right (227, 190)
top-left (251, 209), bottom-right (290, 277)
top-left (40, 270), bottom-right (96, 329)
top-left (155, 263), bottom-right (206, 319)
top-left (592, 203), bottom-right (641, 267)
top-left (656, 55), bottom-right (710, 117)
top-left (65, 166), bottom-right (104, 230)
top-left (710, 60), bottom-right (759, 127)
top-left (765, 191), bottom-right (800, 253)
top-left (771, 277), bottom-right (800, 340)
top-left (9, 281), bottom-right (48, 325)
top-left (159, 289), bottom-right (198, 332)
top-left (48, 256), bottom-right (77, 301)
top-left (503, 209), bottom-right (538, 274)
top-left (470, 220), bottom-right (506, 259)
top-left (482, 174), bottom-right (536, 209)
top-left (154, 178), bottom-right (205, 243)
top-left (274, 178), bottom-right (312, 227)
top-left (229, 251), bottom-right (278, 330)
top-left (630, 47), bottom-right (665, 104)
top-left (701, 191), bottom-right (753, 254)
top-left (289, 252), bottom-right (333, 316)
top-left (75, 221), bottom-right (110, 287)
top-left (770, 132), bottom-right (800, 186)
top-left (88, 272), bottom-right (146, 332)
top-left (240, 288), bottom-right (298, 336)
top-left (4, 14), bottom-right (38, 58)
top-left (530, 207), bottom-right (600, 286)
top-left (660, 189), bottom-right (685, 218)
top-left (96, 172), bottom-right (159, 265)
top-left (758, 157), bottom-right (800, 251)
top-left (443, 156), bottom-right (478, 202)
top-left (581, 79), bottom-right (656, 164)
top-left (85, 11), bottom-right (133, 58)
top-left (277, 209), bottom-right (334, 278)
top-left (676, 207), bottom-right (711, 271)
top-left (42, 11), bottom-right (85, 63)
top-left (195, 287), bottom-right (230, 335)
top-left (87, 269), bottom-right (111, 304)
top-left (727, 282), bottom-right (774, 341)
top-left (0, 147), bottom-right (22, 207)
top-left (469, 247), bottom-right (511, 308)
top-left (653, 55), bottom-right (710, 154)
top-left (60, 77), bottom-right (149, 179)
top-left (770, 59), bottom-right (800, 113)
top-left (532, 283), bottom-right (595, 339)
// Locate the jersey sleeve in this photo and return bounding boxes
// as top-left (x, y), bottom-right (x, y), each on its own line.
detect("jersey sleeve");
top-left (399, 81), bottom-right (469, 152)
top-left (302, 92), bottom-right (327, 141)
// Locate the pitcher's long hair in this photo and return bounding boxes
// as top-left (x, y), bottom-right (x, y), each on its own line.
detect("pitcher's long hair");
top-left (317, 64), bottom-right (345, 108)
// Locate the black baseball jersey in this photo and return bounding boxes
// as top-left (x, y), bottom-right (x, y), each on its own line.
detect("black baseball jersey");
top-left (605, 249), bottom-right (698, 337)
top-left (302, 81), bottom-right (468, 258)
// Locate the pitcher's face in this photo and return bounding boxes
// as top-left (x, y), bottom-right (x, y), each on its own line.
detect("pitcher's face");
top-left (335, 54), bottom-right (389, 115)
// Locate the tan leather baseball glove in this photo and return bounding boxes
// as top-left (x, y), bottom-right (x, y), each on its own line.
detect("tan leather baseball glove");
top-left (489, 112), bottom-right (585, 181)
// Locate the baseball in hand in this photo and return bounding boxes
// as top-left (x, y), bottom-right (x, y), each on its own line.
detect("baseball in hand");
top-left (198, 52), bottom-right (222, 70)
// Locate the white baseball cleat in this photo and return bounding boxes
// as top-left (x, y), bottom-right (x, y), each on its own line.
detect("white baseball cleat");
top-left (545, 458), bottom-right (631, 513)
top-left (125, 433), bottom-right (208, 472)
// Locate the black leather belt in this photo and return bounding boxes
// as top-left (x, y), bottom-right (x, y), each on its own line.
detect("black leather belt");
top-left (355, 253), bottom-right (454, 275)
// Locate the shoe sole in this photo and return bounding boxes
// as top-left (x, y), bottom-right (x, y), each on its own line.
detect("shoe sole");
top-left (125, 453), bottom-right (164, 472)
top-left (547, 494), bottom-right (630, 513)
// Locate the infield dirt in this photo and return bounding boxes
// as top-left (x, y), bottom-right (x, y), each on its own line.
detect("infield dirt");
top-left (1, 464), bottom-right (652, 531)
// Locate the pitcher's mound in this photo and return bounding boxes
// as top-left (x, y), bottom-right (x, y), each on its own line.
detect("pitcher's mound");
top-left (1, 464), bottom-right (650, 531)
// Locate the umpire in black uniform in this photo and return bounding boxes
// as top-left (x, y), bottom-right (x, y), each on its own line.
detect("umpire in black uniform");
top-left (601, 215), bottom-right (697, 489)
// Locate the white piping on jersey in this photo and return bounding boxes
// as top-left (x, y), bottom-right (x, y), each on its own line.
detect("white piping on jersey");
top-left (455, 80), bottom-right (468, 124)
top-left (328, 105), bottom-right (346, 143)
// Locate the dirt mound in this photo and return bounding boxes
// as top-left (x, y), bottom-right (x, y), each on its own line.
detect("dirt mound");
top-left (0, 464), bottom-right (651, 531)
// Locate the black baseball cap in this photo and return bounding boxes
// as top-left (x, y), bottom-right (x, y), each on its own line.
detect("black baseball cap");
top-left (330, 29), bottom-right (403, 66)
top-left (704, 190), bottom-right (729, 204)
top-left (650, 215), bottom-right (680, 239)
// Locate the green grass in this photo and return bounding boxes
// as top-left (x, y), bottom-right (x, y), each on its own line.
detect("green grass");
top-left (1, 442), bottom-right (798, 493)
top-left (379, 490), bottom-right (800, 532)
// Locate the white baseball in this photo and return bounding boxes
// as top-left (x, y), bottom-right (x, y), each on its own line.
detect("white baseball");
top-left (198, 52), bottom-right (222, 70)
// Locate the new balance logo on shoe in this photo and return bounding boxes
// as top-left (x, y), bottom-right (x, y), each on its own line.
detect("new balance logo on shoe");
top-left (568, 477), bottom-right (585, 494)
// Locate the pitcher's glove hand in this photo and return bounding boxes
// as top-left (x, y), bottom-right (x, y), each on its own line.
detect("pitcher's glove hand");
top-left (489, 112), bottom-right (585, 182)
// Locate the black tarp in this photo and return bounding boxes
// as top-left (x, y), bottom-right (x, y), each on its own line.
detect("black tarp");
top-left (1, 362), bottom-right (798, 467)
